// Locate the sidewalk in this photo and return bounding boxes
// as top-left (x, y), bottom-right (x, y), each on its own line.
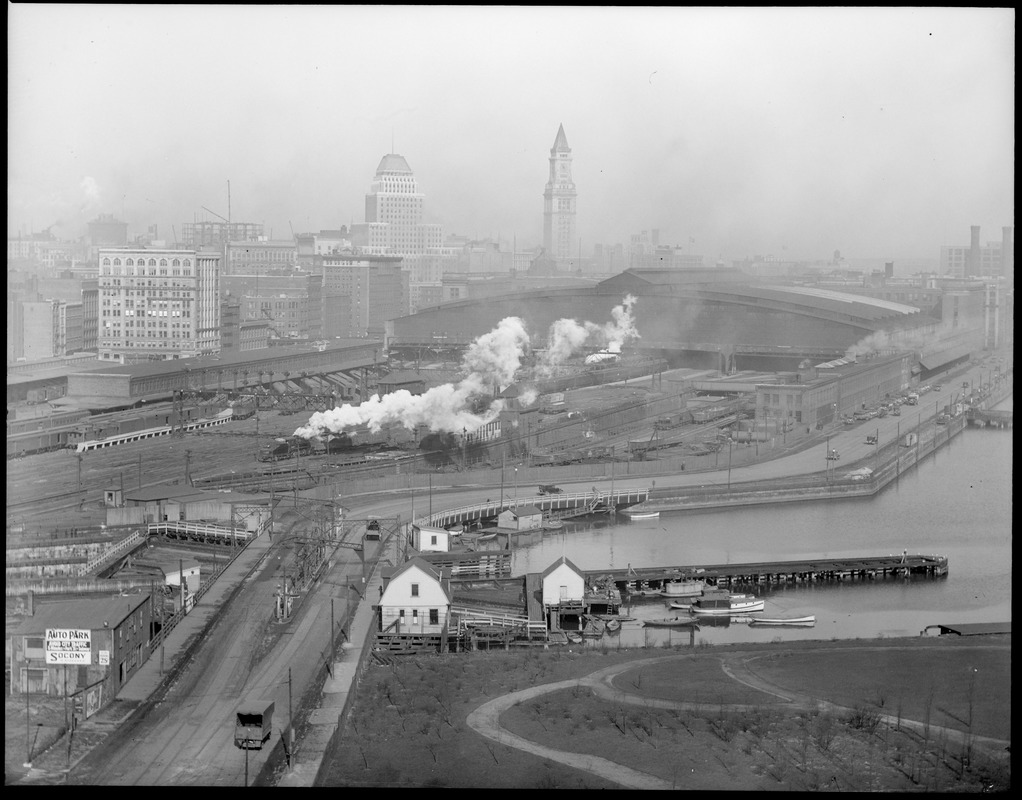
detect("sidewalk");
top-left (274, 565), bottom-right (384, 787)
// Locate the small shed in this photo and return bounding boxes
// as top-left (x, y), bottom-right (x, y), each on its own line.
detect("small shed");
top-left (411, 525), bottom-right (451, 553)
top-left (540, 556), bottom-right (586, 631)
top-left (497, 505), bottom-right (544, 532)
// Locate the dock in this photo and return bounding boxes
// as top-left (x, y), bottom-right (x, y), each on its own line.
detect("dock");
top-left (588, 553), bottom-right (948, 591)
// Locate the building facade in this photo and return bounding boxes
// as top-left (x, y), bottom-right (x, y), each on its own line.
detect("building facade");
top-left (97, 248), bottom-right (221, 362)
top-left (542, 124), bottom-right (577, 266)
top-left (350, 154), bottom-right (448, 313)
top-left (225, 239), bottom-right (298, 276)
top-left (319, 253), bottom-right (409, 338)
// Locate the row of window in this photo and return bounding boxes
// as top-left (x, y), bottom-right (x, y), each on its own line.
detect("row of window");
top-left (396, 608), bottom-right (441, 625)
top-left (102, 257), bottom-right (192, 267)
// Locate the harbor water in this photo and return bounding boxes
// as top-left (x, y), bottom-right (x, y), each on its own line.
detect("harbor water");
top-left (510, 405), bottom-right (1012, 647)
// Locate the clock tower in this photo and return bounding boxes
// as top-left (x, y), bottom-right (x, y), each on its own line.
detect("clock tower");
top-left (542, 123), bottom-right (577, 267)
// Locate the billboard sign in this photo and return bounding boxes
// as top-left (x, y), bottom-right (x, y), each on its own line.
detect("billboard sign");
top-left (44, 628), bottom-right (92, 665)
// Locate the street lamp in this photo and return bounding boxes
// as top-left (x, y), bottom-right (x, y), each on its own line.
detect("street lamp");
top-left (513, 466), bottom-right (519, 509)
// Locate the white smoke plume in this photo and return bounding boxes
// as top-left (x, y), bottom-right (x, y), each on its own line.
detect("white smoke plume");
top-left (844, 327), bottom-right (935, 360)
top-left (294, 296), bottom-right (641, 438)
top-left (294, 316), bottom-right (529, 439)
top-left (535, 294), bottom-right (640, 377)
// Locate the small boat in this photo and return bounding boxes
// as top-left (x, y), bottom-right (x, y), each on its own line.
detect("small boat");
top-left (604, 618), bottom-right (621, 632)
top-left (625, 510), bottom-right (660, 520)
top-left (565, 632), bottom-right (584, 644)
top-left (543, 519), bottom-right (564, 531)
top-left (661, 579), bottom-right (706, 598)
top-left (749, 616), bottom-right (816, 627)
top-left (689, 589), bottom-right (765, 616)
top-left (642, 617), bottom-right (700, 628)
top-left (668, 600), bottom-right (694, 610)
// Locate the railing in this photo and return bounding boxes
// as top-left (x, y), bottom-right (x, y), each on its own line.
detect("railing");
top-left (147, 520), bottom-right (254, 545)
top-left (79, 529), bottom-right (146, 576)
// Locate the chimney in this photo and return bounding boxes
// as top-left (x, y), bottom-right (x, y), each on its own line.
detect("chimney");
top-left (969, 225), bottom-right (981, 276)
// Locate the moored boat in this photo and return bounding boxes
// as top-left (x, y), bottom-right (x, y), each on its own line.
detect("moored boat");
top-left (668, 600), bottom-right (694, 610)
top-left (661, 578), bottom-right (706, 598)
top-left (604, 618), bottom-right (621, 632)
top-left (749, 615), bottom-right (816, 627)
top-left (689, 589), bottom-right (765, 616)
top-left (642, 617), bottom-right (700, 628)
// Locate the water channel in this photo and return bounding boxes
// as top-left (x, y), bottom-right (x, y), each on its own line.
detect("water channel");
top-left (509, 398), bottom-right (1012, 647)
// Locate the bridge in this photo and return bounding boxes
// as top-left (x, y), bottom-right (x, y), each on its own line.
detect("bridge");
top-left (415, 487), bottom-right (650, 530)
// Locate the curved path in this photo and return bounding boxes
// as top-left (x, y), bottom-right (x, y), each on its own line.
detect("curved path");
top-left (467, 647), bottom-right (1011, 790)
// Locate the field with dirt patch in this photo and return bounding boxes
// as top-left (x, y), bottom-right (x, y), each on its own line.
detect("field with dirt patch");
top-left (316, 636), bottom-right (1010, 790)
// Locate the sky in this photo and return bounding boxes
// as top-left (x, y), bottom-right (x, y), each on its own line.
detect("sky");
top-left (7, 5), bottom-right (1015, 263)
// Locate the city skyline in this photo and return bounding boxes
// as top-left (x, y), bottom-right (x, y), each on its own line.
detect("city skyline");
top-left (8, 6), bottom-right (1014, 262)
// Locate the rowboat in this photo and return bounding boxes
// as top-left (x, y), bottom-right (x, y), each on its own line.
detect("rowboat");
top-left (668, 600), bottom-right (694, 610)
top-left (749, 616), bottom-right (816, 627)
top-left (566, 632), bottom-right (584, 644)
top-left (689, 589), bottom-right (765, 616)
top-left (604, 618), bottom-right (621, 632)
top-left (642, 617), bottom-right (700, 628)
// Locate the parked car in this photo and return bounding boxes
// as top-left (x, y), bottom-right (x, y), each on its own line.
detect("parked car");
top-left (826, 449), bottom-right (840, 460)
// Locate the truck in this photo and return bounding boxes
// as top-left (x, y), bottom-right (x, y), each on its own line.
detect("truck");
top-left (905, 392), bottom-right (919, 405)
top-left (235, 698), bottom-right (274, 749)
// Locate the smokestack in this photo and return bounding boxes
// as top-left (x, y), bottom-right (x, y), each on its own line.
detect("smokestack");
top-left (1002, 226), bottom-right (1013, 285)
top-left (969, 225), bottom-right (981, 276)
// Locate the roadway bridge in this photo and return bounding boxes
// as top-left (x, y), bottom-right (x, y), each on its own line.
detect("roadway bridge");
top-left (417, 488), bottom-right (650, 530)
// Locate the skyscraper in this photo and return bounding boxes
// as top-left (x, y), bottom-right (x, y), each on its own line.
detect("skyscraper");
top-left (350, 153), bottom-right (444, 311)
top-left (542, 124), bottom-right (577, 266)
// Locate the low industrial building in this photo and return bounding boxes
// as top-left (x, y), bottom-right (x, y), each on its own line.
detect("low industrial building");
top-left (8, 593), bottom-right (154, 717)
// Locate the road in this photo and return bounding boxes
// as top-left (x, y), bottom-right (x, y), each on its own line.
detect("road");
top-left (69, 510), bottom-right (368, 785)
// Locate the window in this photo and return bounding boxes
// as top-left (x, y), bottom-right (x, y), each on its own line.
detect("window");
top-left (412, 610), bottom-right (418, 621)
top-left (429, 609), bottom-right (439, 625)
top-left (399, 609), bottom-right (405, 620)
top-left (24, 637), bottom-right (45, 659)
top-left (411, 583), bottom-right (419, 597)
top-left (430, 535), bottom-right (437, 545)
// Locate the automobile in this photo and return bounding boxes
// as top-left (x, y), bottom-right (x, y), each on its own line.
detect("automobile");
top-left (891, 407), bottom-right (901, 416)
top-left (538, 484), bottom-right (562, 495)
top-left (842, 416), bottom-right (856, 425)
top-left (865, 434), bottom-right (878, 445)
top-left (933, 384), bottom-right (943, 391)
top-left (826, 449), bottom-right (840, 460)
top-left (936, 414), bottom-right (949, 425)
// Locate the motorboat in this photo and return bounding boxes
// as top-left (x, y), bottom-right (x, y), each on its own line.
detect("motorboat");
top-left (689, 589), bottom-right (765, 616)
top-left (749, 616), bottom-right (816, 627)
top-left (661, 578), bottom-right (706, 598)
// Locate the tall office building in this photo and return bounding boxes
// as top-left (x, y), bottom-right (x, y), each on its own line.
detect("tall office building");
top-left (96, 248), bottom-right (221, 362)
top-left (542, 124), bottom-right (577, 266)
top-left (350, 154), bottom-right (444, 312)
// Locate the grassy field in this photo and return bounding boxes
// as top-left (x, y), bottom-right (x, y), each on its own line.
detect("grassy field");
top-left (314, 636), bottom-right (1010, 790)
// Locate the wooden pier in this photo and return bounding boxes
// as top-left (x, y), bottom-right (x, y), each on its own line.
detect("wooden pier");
top-left (589, 553), bottom-right (949, 592)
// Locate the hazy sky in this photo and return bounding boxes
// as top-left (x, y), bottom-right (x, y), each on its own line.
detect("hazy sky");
top-left (8, 5), bottom-right (1015, 261)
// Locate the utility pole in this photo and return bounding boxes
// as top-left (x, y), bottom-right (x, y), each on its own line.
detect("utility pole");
top-left (287, 668), bottom-right (293, 770)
